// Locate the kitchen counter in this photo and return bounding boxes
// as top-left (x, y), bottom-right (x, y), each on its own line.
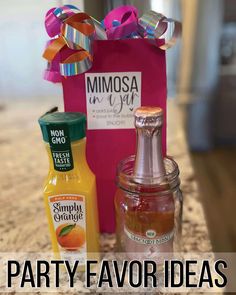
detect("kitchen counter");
top-left (0, 98), bottom-right (212, 293)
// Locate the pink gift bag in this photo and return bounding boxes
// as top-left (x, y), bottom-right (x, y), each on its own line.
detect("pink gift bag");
top-left (61, 38), bottom-right (167, 233)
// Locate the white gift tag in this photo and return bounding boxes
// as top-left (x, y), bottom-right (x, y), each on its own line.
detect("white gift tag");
top-left (85, 72), bottom-right (142, 130)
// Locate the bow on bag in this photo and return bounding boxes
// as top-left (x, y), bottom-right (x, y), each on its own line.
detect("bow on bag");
top-left (43, 5), bottom-right (181, 82)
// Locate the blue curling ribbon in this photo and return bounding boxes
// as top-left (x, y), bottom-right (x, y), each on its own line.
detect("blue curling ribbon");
top-left (112, 20), bottom-right (121, 27)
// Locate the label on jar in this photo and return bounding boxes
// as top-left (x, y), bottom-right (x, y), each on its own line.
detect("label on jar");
top-left (124, 226), bottom-right (174, 245)
top-left (46, 124), bottom-right (74, 172)
top-left (49, 195), bottom-right (86, 265)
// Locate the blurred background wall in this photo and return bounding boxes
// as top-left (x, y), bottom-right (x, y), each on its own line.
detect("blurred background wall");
top-left (0, 1), bottom-right (61, 101)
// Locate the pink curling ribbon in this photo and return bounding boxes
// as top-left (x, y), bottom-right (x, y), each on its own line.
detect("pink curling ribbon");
top-left (45, 5), bottom-right (79, 37)
top-left (43, 5), bottom-right (181, 83)
top-left (104, 5), bottom-right (139, 40)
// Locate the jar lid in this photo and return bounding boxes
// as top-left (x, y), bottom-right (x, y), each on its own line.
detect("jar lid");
top-left (38, 112), bottom-right (86, 142)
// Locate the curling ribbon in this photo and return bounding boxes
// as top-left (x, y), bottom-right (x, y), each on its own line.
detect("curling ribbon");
top-left (104, 5), bottom-right (139, 40)
top-left (138, 11), bottom-right (182, 50)
top-left (43, 5), bottom-right (107, 81)
top-left (104, 6), bottom-right (181, 48)
top-left (43, 5), bottom-right (181, 82)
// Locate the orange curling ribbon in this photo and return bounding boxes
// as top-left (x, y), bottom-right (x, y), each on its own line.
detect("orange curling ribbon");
top-left (43, 12), bottom-right (96, 77)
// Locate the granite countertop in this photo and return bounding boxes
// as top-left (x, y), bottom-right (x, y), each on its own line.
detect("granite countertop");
top-left (0, 98), bottom-right (212, 293)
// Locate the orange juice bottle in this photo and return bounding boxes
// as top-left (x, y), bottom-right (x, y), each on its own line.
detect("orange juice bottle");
top-left (39, 112), bottom-right (100, 266)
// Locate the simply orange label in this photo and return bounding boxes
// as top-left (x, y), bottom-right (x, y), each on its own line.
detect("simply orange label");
top-left (49, 194), bottom-right (86, 265)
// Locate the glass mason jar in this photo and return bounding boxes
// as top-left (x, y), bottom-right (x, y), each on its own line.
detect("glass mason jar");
top-left (115, 155), bottom-right (183, 259)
